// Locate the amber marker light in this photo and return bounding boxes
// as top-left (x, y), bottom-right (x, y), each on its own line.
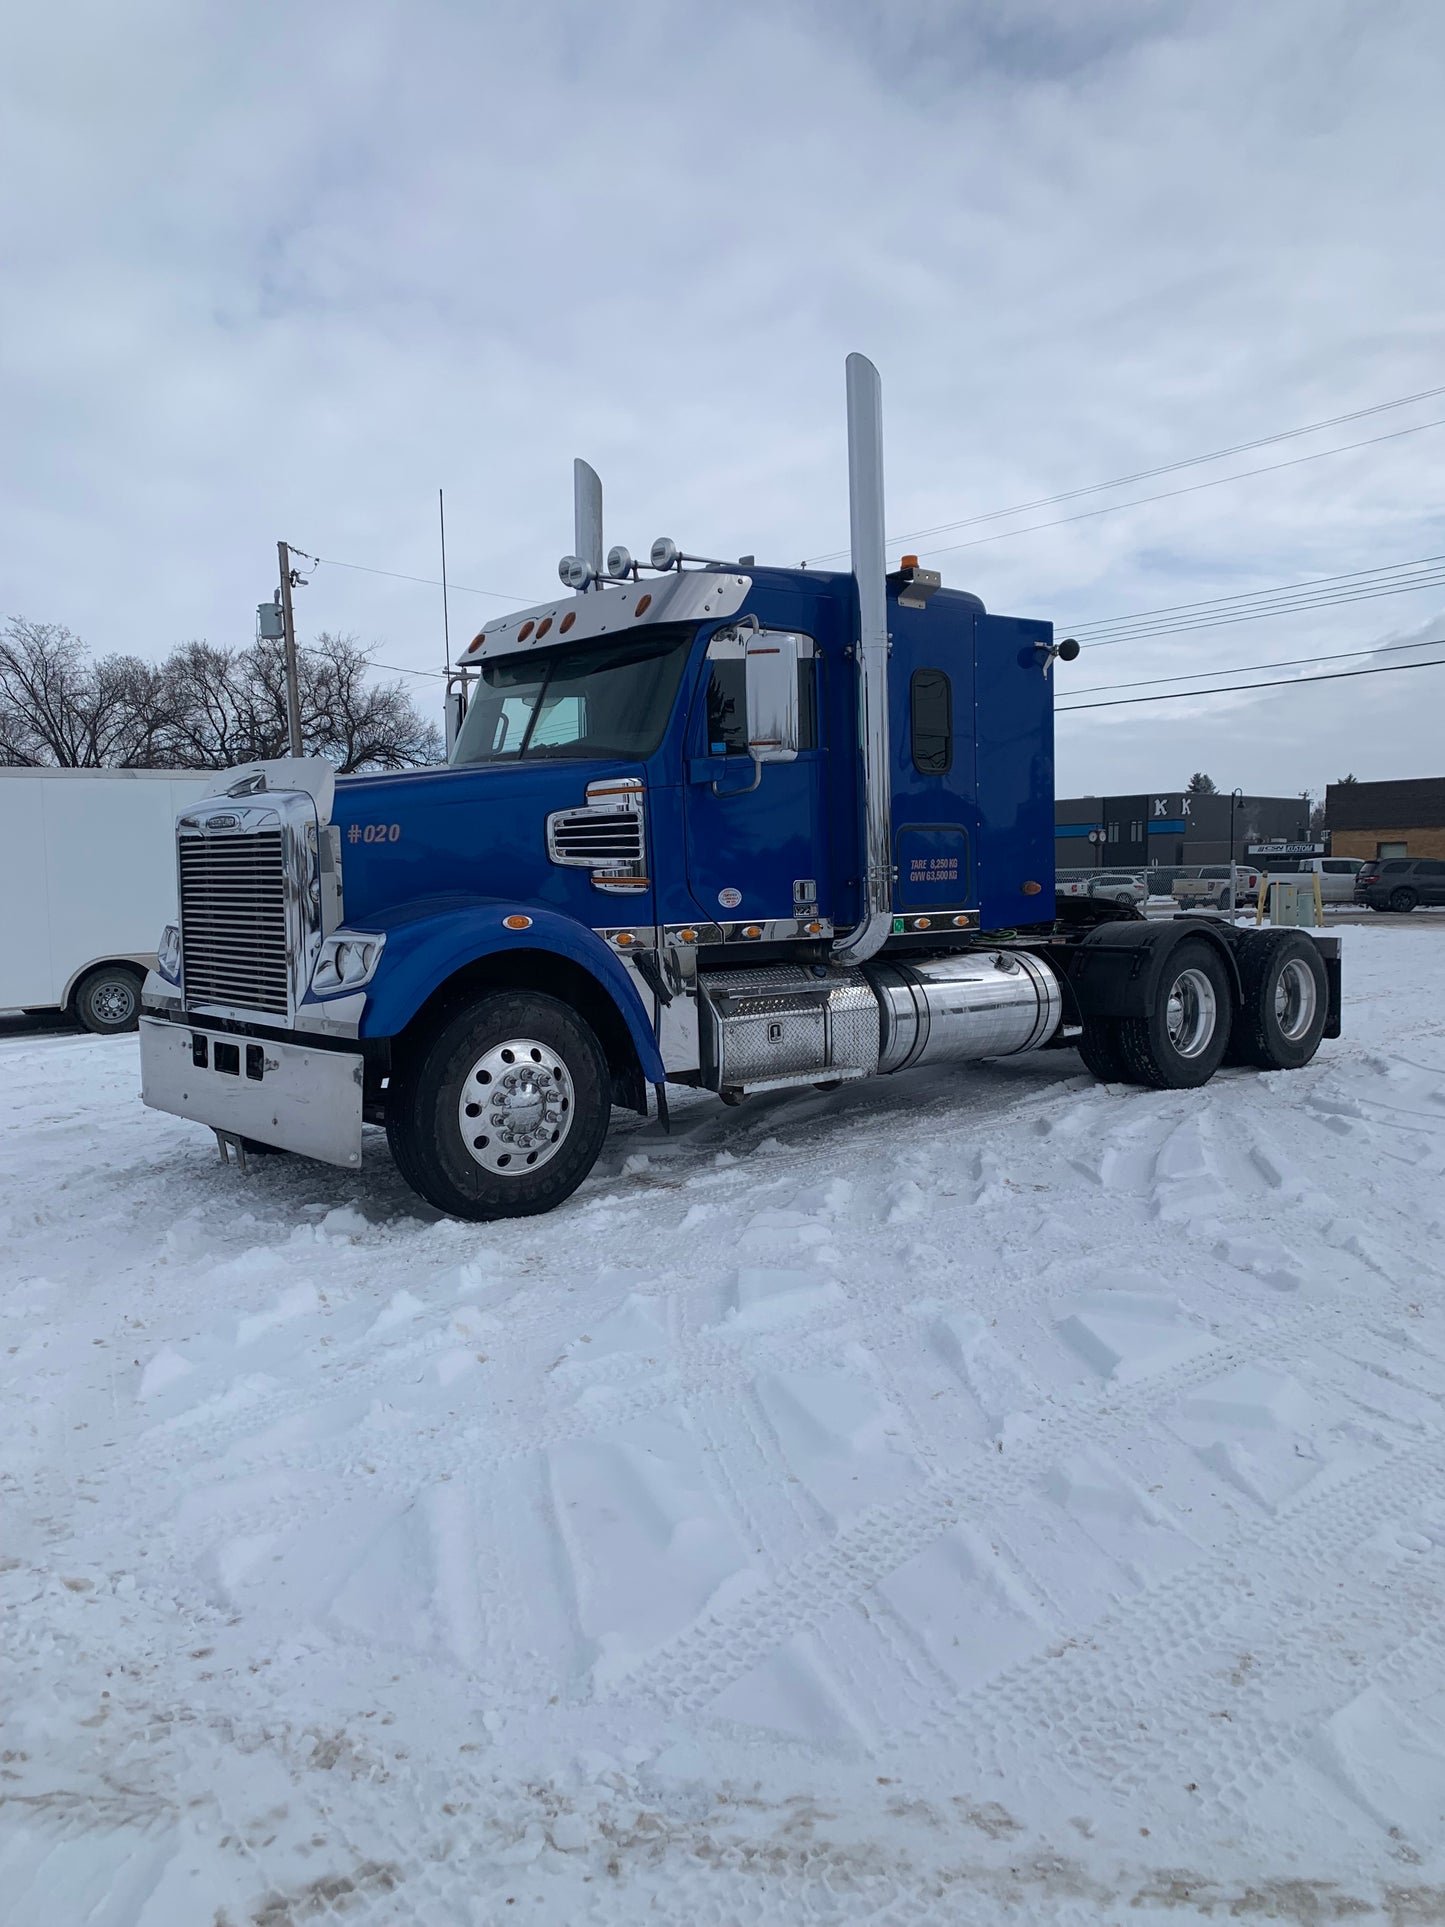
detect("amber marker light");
top-left (614, 932), bottom-right (636, 947)
top-left (466, 631), bottom-right (486, 654)
top-left (535, 617), bottom-right (553, 638)
top-left (742, 924), bottom-right (762, 938)
top-left (900, 554), bottom-right (919, 568)
top-left (952, 915), bottom-right (971, 927)
top-left (560, 611), bottom-right (576, 632)
top-left (913, 917), bottom-right (932, 930)
top-left (1022, 881), bottom-right (1043, 895)
top-left (677, 927), bottom-right (698, 943)
top-left (517, 620), bottom-right (535, 642)
top-left (635, 593), bottom-right (652, 616)
top-left (502, 914), bottom-right (532, 931)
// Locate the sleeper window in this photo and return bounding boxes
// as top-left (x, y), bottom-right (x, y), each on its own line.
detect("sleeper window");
top-left (911, 668), bottom-right (952, 775)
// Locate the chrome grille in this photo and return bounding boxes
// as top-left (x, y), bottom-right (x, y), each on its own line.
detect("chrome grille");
top-left (180, 831), bottom-right (290, 1016)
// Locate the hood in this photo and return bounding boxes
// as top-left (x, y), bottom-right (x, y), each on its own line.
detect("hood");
top-left (332, 759), bottom-right (643, 926)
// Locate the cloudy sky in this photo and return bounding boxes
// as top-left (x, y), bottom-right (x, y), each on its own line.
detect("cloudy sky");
top-left (3, 0), bottom-right (1443, 801)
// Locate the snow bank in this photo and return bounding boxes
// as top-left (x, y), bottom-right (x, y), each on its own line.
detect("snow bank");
top-left (2, 925), bottom-right (1444, 1924)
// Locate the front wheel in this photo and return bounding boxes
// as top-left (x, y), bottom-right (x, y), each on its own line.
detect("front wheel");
top-left (386, 991), bottom-right (611, 1221)
top-left (74, 964), bottom-right (144, 1035)
top-left (1115, 939), bottom-right (1233, 1090)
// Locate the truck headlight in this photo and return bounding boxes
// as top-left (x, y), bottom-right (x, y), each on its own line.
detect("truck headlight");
top-left (157, 923), bottom-right (182, 983)
top-left (311, 929), bottom-right (386, 996)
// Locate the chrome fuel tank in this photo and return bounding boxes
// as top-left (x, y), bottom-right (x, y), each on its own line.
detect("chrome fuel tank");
top-left (867, 951), bottom-right (1061, 1073)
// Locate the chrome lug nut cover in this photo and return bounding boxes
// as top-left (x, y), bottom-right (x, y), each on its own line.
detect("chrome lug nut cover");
top-left (458, 1037), bottom-right (575, 1177)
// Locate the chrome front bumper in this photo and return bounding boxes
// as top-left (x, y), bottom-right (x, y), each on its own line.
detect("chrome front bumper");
top-left (139, 1016), bottom-right (364, 1167)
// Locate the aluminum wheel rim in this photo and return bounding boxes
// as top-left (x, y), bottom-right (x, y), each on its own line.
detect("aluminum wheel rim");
top-left (92, 981), bottom-right (135, 1025)
top-left (1273, 957), bottom-right (1317, 1041)
top-left (458, 1037), bottom-right (574, 1176)
top-left (1164, 966), bottom-right (1217, 1059)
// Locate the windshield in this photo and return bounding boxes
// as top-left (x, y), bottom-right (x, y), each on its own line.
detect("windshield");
top-left (451, 623), bottom-right (696, 767)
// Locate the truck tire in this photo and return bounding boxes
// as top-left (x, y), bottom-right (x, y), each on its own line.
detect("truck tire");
top-left (386, 990), bottom-right (611, 1221)
top-left (1077, 1021), bottom-right (1128, 1083)
top-left (74, 964), bottom-right (144, 1035)
top-left (1227, 931), bottom-right (1328, 1072)
top-left (1115, 938), bottom-right (1232, 1090)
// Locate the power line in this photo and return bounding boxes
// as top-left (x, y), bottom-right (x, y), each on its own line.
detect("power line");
top-left (1062, 636), bottom-right (1438, 696)
top-left (1067, 570), bottom-right (1445, 650)
top-left (914, 416), bottom-right (1445, 562)
top-left (1056, 650), bottom-right (1445, 714)
top-left (314, 555), bottom-right (539, 604)
top-left (1066, 551), bottom-right (1445, 636)
top-left (805, 381), bottom-right (1445, 564)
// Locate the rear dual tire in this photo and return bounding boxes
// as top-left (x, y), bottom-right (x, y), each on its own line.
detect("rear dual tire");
top-left (1226, 930), bottom-right (1328, 1071)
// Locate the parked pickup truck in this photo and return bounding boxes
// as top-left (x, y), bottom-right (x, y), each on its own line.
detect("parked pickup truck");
top-left (1172, 865), bottom-right (1262, 912)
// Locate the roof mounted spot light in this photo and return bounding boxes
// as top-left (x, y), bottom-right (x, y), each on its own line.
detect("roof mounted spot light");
top-left (606, 545), bottom-right (635, 578)
top-left (649, 536), bottom-right (681, 571)
top-left (558, 554), bottom-right (595, 590)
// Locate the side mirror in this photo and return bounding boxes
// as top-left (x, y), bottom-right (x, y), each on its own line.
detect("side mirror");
top-left (444, 676), bottom-right (469, 758)
top-left (745, 631), bottom-right (801, 763)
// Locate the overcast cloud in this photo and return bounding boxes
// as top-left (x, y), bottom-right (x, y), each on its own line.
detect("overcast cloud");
top-left (3, 0), bottom-right (1443, 800)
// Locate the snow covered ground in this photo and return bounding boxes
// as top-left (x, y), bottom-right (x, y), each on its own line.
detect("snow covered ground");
top-left (3, 925), bottom-right (1445, 1926)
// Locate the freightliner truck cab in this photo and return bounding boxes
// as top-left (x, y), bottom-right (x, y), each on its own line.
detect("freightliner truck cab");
top-left (139, 356), bottom-right (1341, 1219)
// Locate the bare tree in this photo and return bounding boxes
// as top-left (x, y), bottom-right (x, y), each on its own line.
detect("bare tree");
top-left (0, 618), bottom-right (159, 767)
top-left (2, 618), bottom-right (443, 774)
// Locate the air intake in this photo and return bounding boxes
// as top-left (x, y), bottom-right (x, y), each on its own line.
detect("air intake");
top-left (545, 777), bottom-right (648, 893)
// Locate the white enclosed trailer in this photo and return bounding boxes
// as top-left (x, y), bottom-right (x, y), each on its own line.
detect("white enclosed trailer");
top-left (1, 768), bottom-right (215, 1032)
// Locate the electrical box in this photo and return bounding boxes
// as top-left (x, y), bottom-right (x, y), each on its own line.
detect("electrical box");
top-left (256, 600), bottom-right (285, 640)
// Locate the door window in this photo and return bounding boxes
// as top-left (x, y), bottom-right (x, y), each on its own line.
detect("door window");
top-left (910, 669), bottom-right (952, 775)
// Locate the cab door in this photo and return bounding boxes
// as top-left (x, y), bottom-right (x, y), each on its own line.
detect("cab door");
top-left (682, 629), bottom-right (830, 929)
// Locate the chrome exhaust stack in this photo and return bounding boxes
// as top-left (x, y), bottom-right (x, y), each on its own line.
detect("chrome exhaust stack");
top-left (572, 457), bottom-right (604, 584)
top-left (832, 352), bottom-right (893, 965)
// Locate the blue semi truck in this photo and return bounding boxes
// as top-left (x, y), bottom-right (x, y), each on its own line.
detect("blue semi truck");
top-left (138, 356), bottom-right (1340, 1220)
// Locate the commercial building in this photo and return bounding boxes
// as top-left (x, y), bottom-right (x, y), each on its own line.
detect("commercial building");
top-left (1055, 790), bottom-right (1311, 871)
top-left (1325, 777), bottom-right (1445, 861)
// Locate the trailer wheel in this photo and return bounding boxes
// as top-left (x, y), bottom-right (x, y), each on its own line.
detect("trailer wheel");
top-left (73, 964), bottom-right (144, 1035)
top-left (1228, 931), bottom-right (1328, 1071)
top-left (386, 990), bottom-right (611, 1221)
top-left (1076, 1021), bottom-right (1128, 1083)
top-left (1115, 939), bottom-right (1232, 1090)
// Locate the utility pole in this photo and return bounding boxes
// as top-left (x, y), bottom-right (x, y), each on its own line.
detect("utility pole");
top-left (277, 541), bottom-right (304, 757)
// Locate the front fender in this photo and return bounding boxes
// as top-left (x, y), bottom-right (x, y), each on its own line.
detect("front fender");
top-left (346, 901), bottom-right (664, 1080)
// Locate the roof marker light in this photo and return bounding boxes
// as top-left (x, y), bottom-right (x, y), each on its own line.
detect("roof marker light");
top-left (635, 593), bottom-right (652, 616)
top-left (560, 611), bottom-right (576, 633)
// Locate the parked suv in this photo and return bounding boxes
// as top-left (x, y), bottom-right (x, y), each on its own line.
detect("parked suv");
top-left (1085, 872), bottom-right (1148, 907)
top-left (1354, 858), bottom-right (1445, 913)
